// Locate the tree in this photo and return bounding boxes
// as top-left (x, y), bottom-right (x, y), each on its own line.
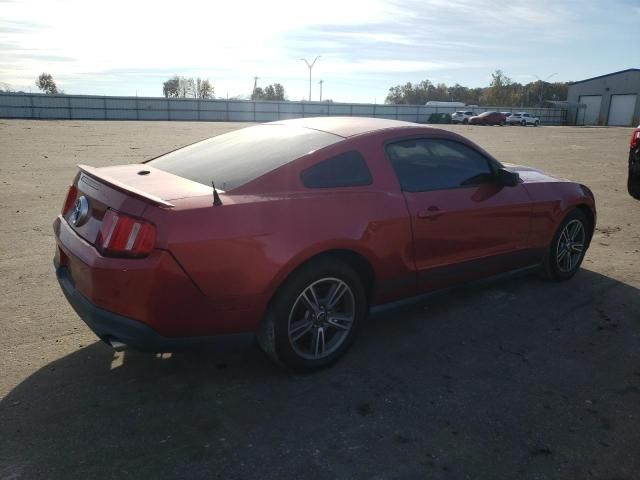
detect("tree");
top-left (251, 83), bottom-right (286, 101)
top-left (385, 72), bottom-right (570, 107)
top-left (35, 73), bottom-right (59, 94)
top-left (163, 76), bottom-right (180, 97)
top-left (163, 76), bottom-right (214, 99)
top-left (196, 78), bottom-right (213, 99)
top-left (178, 77), bottom-right (195, 98)
top-left (0, 82), bottom-right (12, 92)
top-left (484, 70), bottom-right (515, 106)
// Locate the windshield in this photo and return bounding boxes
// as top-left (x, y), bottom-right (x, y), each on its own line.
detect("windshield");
top-left (148, 124), bottom-right (342, 191)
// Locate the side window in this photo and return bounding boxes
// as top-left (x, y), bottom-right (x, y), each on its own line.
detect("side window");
top-left (301, 151), bottom-right (372, 188)
top-left (386, 138), bottom-right (494, 192)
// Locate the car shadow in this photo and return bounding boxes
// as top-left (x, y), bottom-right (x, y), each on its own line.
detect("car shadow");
top-left (2, 268), bottom-right (640, 480)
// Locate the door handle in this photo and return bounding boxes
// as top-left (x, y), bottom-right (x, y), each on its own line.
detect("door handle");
top-left (417, 206), bottom-right (444, 219)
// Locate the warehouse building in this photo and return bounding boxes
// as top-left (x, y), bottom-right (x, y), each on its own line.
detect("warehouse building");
top-left (567, 68), bottom-right (640, 126)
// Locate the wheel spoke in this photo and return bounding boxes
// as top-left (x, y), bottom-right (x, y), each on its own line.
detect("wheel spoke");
top-left (327, 313), bottom-right (353, 331)
top-left (572, 243), bottom-right (584, 253)
top-left (570, 222), bottom-right (583, 241)
top-left (300, 289), bottom-right (320, 314)
top-left (326, 281), bottom-right (347, 309)
top-left (289, 320), bottom-right (313, 342)
top-left (564, 250), bottom-right (573, 270)
top-left (557, 249), bottom-right (568, 263)
top-left (312, 327), bottom-right (326, 357)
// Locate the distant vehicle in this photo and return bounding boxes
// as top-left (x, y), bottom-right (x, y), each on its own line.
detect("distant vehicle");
top-left (451, 110), bottom-right (475, 124)
top-left (425, 101), bottom-right (466, 107)
top-left (629, 125), bottom-right (640, 199)
top-left (53, 117), bottom-right (596, 371)
top-left (469, 111), bottom-right (507, 126)
top-left (507, 112), bottom-right (540, 127)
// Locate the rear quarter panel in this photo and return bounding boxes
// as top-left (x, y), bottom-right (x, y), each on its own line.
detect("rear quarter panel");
top-left (143, 132), bottom-right (421, 324)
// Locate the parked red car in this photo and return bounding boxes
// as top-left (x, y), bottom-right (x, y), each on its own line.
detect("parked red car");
top-left (54, 117), bottom-right (596, 370)
top-left (629, 125), bottom-right (640, 199)
top-left (469, 111), bottom-right (507, 126)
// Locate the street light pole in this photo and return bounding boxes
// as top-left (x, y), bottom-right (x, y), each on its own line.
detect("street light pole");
top-left (319, 80), bottom-right (323, 101)
top-left (533, 73), bottom-right (558, 107)
top-left (300, 56), bottom-right (320, 101)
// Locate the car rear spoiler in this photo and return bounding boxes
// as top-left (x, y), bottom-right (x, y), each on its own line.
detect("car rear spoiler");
top-left (77, 164), bottom-right (175, 208)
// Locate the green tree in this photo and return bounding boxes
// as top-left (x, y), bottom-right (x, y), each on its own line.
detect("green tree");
top-left (385, 72), bottom-right (571, 107)
top-left (484, 70), bottom-right (515, 106)
top-left (252, 83), bottom-right (286, 101)
top-left (163, 76), bottom-right (180, 97)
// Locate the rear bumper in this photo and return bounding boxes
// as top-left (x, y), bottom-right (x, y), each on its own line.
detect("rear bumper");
top-left (56, 264), bottom-right (253, 352)
top-left (53, 214), bottom-right (266, 341)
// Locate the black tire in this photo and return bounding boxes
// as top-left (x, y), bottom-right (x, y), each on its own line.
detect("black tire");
top-left (521, 120), bottom-right (527, 127)
top-left (462, 118), bottom-right (468, 125)
top-left (542, 209), bottom-right (590, 281)
top-left (534, 121), bottom-right (539, 127)
top-left (629, 149), bottom-right (640, 199)
top-left (257, 257), bottom-right (367, 371)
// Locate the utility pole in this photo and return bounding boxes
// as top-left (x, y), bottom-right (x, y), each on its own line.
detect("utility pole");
top-left (533, 73), bottom-right (558, 107)
top-left (300, 56), bottom-right (320, 101)
top-left (252, 76), bottom-right (259, 97)
top-left (319, 80), bottom-right (323, 101)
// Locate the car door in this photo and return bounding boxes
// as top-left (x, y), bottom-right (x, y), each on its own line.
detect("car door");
top-left (386, 137), bottom-right (534, 292)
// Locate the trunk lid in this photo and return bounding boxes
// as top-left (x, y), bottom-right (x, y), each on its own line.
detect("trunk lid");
top-left (66, 164), bottom-right (212, 245)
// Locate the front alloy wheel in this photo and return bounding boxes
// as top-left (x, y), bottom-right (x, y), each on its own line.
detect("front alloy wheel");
top-left (555, 219), bottom-right (586, 273)
top-left (543, 209), bottom-right (589, 281)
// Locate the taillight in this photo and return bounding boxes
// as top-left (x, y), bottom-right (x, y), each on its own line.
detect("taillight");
top-left (61, 185), bottom-right (78, 215)
top-left (631, 129), bottom-right (640, 149)
top-left (96, 209), bottom-right (156, 257)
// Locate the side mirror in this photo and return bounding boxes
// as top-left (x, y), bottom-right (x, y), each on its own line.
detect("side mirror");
top-left (496, 168), bottom-right (520, 187)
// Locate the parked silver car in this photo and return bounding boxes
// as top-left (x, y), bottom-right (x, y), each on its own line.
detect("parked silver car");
top-left (507, 112), bottom-right (540, 126)
top-left (451, 110), bottom-right (475, 124)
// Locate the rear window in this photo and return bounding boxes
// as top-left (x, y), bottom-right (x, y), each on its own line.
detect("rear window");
top-left (147, 124), bottom-right (342, 191)
top-left (301, 151), bottom-right (372, 188)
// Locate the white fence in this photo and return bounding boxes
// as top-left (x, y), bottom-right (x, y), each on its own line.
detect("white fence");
top-left (0, 93), bottom-right (567, 125)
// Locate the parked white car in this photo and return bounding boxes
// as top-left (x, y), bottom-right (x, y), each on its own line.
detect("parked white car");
top-left (507, 112), bottom-right (540, 126)
top-left (451, 110), bottom-right (475, 124)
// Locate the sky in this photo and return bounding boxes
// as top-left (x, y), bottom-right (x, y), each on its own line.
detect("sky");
top-left (1, 0), bottom-right (638, 103)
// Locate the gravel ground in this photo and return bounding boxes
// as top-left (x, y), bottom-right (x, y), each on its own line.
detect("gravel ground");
top-left (1, 120), bottom-right (639, 480)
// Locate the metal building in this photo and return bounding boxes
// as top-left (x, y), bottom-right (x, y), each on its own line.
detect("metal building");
top-left (567, 68), bottom-right (640, 126)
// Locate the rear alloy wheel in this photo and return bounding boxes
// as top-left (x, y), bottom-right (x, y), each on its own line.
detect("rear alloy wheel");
top-left (534, 121), bottom-right (539, 127)
top-left (543, 209), bottom-right (589, 281)
top-left (521, 120), bottom-right (527, 127)
top-left (258, 258), bottom-right (366, 371)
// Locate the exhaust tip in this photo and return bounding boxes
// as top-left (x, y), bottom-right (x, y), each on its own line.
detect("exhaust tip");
top-left (107, 339), bottom-right (128, 352)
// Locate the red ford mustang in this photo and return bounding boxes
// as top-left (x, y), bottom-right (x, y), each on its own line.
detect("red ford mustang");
top-left (54, 117), bottom-right (596, 370)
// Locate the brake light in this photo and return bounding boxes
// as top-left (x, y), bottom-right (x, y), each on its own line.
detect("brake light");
top-left (96, 209), bottom-right (156, 257)
top-left (61, 185), bottom-right (78, 215)
top-left (631, 129), bottom-right (640, 149)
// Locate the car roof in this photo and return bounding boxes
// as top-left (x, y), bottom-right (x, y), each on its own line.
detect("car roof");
top-left (269, 116), bottom-right (422, 138)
